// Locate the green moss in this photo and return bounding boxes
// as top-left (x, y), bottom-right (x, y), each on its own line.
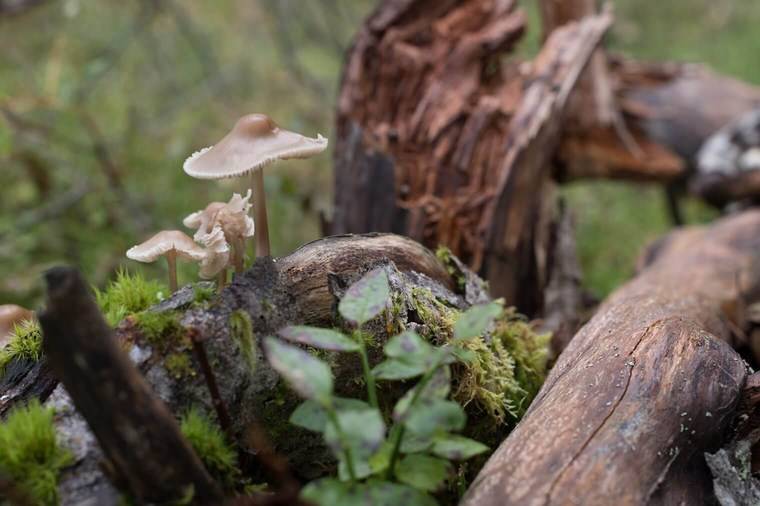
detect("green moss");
top-left (193, 285), bottom-right (215, 305)
top-left (165, 352), bottom-right (195, 380)
top-left (455, 310), bottom-right (550, 423)
top-left (436, 246), bottom-right (467, 292)
top-left (228, 310), bottom-right (257, 373)
top-left (409, 286), bottom-right (458, 343)
top-left (95, 268), bottom-right (167, 326)
top-left (0, 319), bottom-right (43, 374)
top-left (407, 287), bottom-right (549, 424)
top-left (180, 408), bottom-right (240, 490)
top-left (0, 400), bottom-right (73, 505)
top-left (132, 310), bottom-right (183, 351)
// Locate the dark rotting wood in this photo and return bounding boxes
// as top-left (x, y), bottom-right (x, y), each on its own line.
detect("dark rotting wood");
top-left (38, 267), bottom-right (223, 504)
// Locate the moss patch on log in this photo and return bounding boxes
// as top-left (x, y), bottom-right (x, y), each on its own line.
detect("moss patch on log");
top-left (179, 408), bottom-right (241, 491)
top-left (405, 286), bottom-right (550, 424)
top-left (0, 400), bottom-right (73, 505)
top-left (0, 319), bottom-right (43, 375)
top-left (95, 269), bottom-right (167, 326)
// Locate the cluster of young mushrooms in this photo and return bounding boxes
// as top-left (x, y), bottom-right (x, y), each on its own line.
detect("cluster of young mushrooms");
top-left (126, 113), bottom-right (328, 292)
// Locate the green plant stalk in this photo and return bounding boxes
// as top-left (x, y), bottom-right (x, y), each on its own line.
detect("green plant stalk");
top-left (385, 352), bottom-right (447, 480)
top-left (325, 406), bottom-right (357, 482)
top-left (354, 330), bottom-right (378, 409)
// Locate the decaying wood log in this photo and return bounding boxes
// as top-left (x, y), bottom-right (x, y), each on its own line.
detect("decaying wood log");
top-left (332, 0), bottom-right (610, 317)
top-left (463, 211), bottom-right (760, 505)
top-left (38, 267), bottom-right (222, 504)
top-left (1, 234), bottom-right (499, 504)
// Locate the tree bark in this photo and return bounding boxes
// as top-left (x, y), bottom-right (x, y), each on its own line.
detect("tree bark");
top-left (463, 210), bottom-right (760, 505)
top-left (332, 0), bottom-right (610, 318)
top-left (38, 267), bottom-right (222, 505)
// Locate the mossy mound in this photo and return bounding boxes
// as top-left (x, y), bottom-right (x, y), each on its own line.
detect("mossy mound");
top-left (94, 269), bottom-right (167, 327)
top-left (0, 400), bottom-right (73, 505)
top-left (402, 285), bottom-right (550, 425)
top-left (0, 319), bottom-right (42, 374)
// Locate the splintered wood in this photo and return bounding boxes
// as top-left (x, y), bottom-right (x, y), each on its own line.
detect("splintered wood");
top-left (333, 0), bottom-right (611, 311)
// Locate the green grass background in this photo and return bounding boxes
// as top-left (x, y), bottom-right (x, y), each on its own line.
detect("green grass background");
top-left (0, 0), bottom-right (758, 307)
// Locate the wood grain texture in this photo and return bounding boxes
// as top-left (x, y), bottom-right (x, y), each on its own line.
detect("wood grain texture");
top-left (332, 0), bottom-right (610, 318)
top-left (277, 233), bottom-right (454, 325)
top-left (463, 211), bottom-right (760, 505)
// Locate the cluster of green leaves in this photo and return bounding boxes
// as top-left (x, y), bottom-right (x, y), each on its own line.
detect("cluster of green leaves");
top-left (180, 408), bottom-right (241, 491)
top-left (0, 400), bottom-right (73, 506)
top-left (94, 268), bottom-right (167, 326)
top-left (0, 319), bottom-right (43, 374)
top-left (263, 268), bottom-right (499, 505)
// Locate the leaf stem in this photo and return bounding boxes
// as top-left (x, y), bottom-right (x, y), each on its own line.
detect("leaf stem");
top-left (325, 406), bottom-right (357, 482)
top-left (385, 353), bottom-right (446, 479)
top-left (354, 329), bottom-right (378, 409)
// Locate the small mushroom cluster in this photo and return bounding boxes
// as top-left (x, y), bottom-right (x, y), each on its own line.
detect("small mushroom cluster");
top-left (125, 113), bottom-right (327, 293)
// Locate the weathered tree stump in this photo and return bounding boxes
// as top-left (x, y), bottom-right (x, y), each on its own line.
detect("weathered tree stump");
top-left (332, 0), bottom-right (611, 319)
top-left (463, 210), bottom-right (760, 505)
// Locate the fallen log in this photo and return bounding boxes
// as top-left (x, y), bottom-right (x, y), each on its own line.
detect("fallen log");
top-left (463, 210), bottom-right (760, 505)
top-left (2, 233), bottom-right (546, 504)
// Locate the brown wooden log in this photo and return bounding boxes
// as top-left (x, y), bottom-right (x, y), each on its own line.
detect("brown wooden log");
top-left (463, 210), bottom-right (760, 505)
top-left (38, 267), bottom-right (223, 504)
top-left (332, 0), bottom-right (610, 317)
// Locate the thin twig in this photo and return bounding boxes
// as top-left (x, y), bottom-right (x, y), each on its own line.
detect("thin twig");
top-left (188, 328), bottom-right (234, 442)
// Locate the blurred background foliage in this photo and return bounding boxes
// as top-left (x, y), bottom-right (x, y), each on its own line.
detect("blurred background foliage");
top-left (0, 0), bottom-right (757, 308)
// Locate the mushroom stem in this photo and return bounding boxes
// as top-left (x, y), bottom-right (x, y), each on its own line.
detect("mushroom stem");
top-left (216, 270), bottom-right (226, 292)
top-left (251, 168), bottom-right (271, 257)
top-left (233, 238), bottom-right (245, 274)
top-left (166, 250), bottom-right (178, 293)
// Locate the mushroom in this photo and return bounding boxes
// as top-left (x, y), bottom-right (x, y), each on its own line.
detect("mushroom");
top-left (185, 191), bottom-right (254, 274)
top-left (0, 304), bottom-right (34, 348)
top-left (126, 230), bottom-right (206, 293)
top-left (183, 201), bottom-right (227, 237)
top-left (197, 225), bottom-right (231, 290)
top-left (183, 113), bottom-right (328, 257)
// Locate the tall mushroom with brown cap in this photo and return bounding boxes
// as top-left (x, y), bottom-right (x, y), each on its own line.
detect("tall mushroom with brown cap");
top-left (185, 191), bottom-right (254, 274)
top-left (0, 304), bottom-right (34, 348)
top-left (183, 113), bottom-right (328, 257)
top-left (126, 230), bottom-right (206, 293)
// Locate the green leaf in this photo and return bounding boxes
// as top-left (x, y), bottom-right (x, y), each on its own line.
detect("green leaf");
top-left (452, 302), bottom-right (503, 340)
top-left (449, 346), bottom-right (477, 363)
top-left (393, 367), bottom-right (451, 421)
top-left (404, 399), bottom-right (465, 437)
top-left (302, 479), bottom-right (437, 506)
top-left (338, 268), bottom-right (391, 326)
top-left (431, 434), bottom-right (489, 460)
top-left (279, 325), bottom-right (360, 352)
top-left (400, 431), bottom-right (434, 454)
top-left (263, 337), bottom-right (333, 404)
top-left (289, 398), bottom-right (370, 433)
top-left (384, 330), bottom-right (431, 358)
top-left (395, 454), bottom-right (451, 492)
top-left (372, 358), bottom-right (428, 380)
top-left (324, 407), bottom-right (386, 480)
top-left (369, 440), bottom-right (393, 474)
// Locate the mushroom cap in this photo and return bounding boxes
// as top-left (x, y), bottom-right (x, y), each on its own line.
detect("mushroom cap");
top-left (198, 226), bottom-right (231, 279)
top-left (183, 113), bottom-right (328, 180)
top-left (214, 190), bottom-right (255, 242)
top-left (183, 201), bottom-right (226, 236)
top-left (126, 230), bottom-right (206, 263)
top-left (0, 304), bottom-right (34, 343)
